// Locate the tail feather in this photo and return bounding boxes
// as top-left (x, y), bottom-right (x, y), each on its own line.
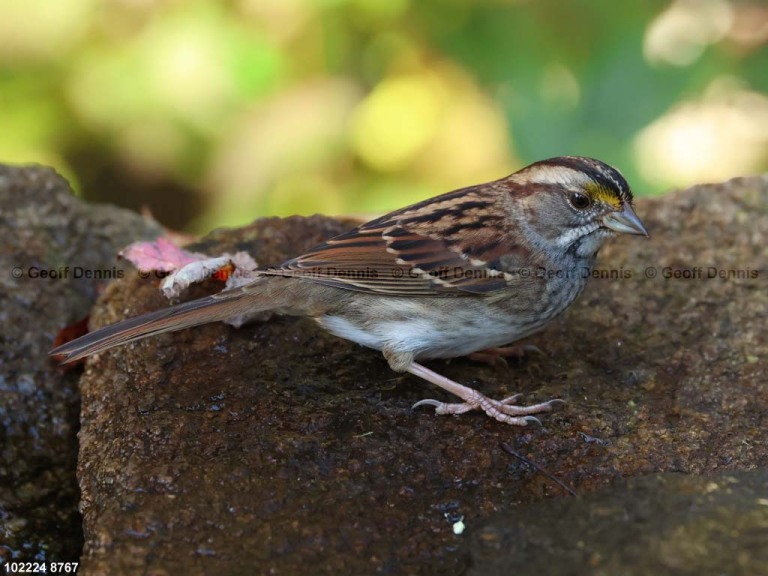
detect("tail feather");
top-left (50, 292), bottom-right (260, 364)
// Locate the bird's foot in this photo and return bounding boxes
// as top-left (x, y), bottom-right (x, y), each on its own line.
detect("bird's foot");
top-left (413, 394), bottom-right (563, 426)
top-left (407, 361), bottom-right (563, 426)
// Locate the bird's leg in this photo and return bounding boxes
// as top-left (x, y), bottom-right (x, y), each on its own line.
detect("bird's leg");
top-left (467, 344), bottom-right (543, 368)
top-left (406, 361), bottom-right (562, 426)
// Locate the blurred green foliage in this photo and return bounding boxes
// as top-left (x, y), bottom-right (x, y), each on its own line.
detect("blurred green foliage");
top-left (0, 0), bottom-right (766, 231)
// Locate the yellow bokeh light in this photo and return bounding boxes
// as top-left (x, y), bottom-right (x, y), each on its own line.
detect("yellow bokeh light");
top-left (143, 9), bottom-right (235, 128)
top-left (634, 78), bottom-right (768, 189)
top-left (350, 74), bottom-right (444, 172)
top-left (0, 0), bottom-right (96, 63)
top-left (201, 78), bottom-right (360, 230)
top-left (238, 0), bottom-right (312, 43)
top-left (644, 0), bottom-right (733, 66)
top-left (413, 68), bottom-right (515, 187)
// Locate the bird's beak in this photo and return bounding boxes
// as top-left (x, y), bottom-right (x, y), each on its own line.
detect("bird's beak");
top-left (602, 203), bottom-right (648, 236)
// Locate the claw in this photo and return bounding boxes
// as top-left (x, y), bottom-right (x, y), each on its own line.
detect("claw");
top-left (468, 344), bottom-right (545, 368)
top-left (522, 415), bottom-right (542, 426)
top-left (413, 398), bottom-right (475, 416)
top-left (412, 399), bottom-right (442, 409)
top-left (519, 344), bottom-right (545, 356)
top-left (497, 393), bottom-right (523, 404)
top-left (467, 352), bottom-right (508, 369)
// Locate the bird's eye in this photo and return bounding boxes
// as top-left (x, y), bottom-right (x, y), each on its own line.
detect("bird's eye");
top-left (569, 192), bottom-right (591, 210)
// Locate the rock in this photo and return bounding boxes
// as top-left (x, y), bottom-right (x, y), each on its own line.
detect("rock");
top-left (0, 165), bottom-right (163, 563)
top-left (4, 167), bottom-right (767, 574)
top-left (469, 470), bottom-right (768, 576)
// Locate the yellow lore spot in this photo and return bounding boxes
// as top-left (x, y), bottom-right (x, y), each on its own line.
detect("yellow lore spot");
top-left (585, 182), bottom-right (622, 208)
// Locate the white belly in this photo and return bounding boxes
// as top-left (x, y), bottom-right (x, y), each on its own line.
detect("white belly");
top-left (317, 299), bottom-right (543, 361)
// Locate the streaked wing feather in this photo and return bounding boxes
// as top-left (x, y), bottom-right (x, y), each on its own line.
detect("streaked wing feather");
top-left (263, 184), bottom-right (521, 296)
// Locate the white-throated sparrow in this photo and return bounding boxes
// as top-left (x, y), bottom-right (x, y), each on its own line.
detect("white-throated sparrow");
top-left (51, 156), bottom-right (647, 426)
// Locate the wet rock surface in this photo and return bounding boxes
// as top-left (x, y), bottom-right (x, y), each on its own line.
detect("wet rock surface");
top-left (468, 470), bottom-right (768, 576)
top-left (3, 167), bottom-right (767, 574)
top-left (0, 165), bottom-right (162, 563)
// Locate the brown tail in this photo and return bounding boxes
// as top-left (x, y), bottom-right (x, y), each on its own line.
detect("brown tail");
top-left (50, 290), bottom-right (266, 364)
